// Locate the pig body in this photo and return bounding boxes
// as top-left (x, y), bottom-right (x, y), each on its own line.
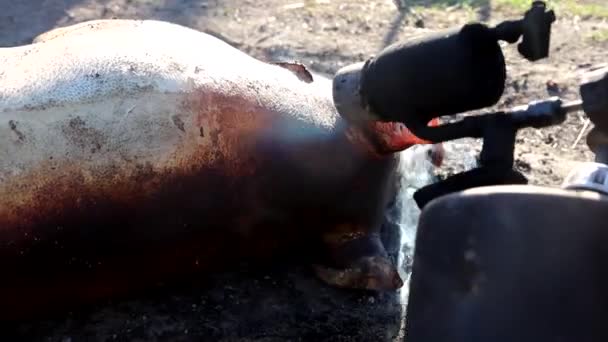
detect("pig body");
top-left (0, 19), bottom-right (434, 320)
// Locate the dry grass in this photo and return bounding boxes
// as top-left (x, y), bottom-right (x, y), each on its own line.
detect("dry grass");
top-left (588, 28), bottom-right (608, 42)
top-left (404, 0), bottom-right (608, 19)
top-left (494, 0), bottom-right (608, 18)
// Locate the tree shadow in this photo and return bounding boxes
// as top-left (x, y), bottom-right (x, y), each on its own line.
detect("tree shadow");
top-left (0, 0), bottom-right (217, 47)
top-left (383, 7), bottom-right (409, 48)
top-left (0, 0), bottom-right (87, 46)
top-left (383, 0), bottom-right (492, 48)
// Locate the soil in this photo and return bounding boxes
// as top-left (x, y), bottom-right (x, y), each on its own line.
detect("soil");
top-left (1, 0), bottom-right (607, 341)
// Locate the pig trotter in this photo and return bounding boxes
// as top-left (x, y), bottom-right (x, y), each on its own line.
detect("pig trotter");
top-left (314, 230), bottom-right (404, 291)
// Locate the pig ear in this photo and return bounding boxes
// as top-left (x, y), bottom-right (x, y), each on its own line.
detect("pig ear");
top-left (270, 61), bottom-right (314, 83)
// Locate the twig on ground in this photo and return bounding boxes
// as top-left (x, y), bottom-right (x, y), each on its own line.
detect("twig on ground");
top-left (572, 118), bottom-right (591, 149)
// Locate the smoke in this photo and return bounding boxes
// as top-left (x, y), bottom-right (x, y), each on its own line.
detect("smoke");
top-left (388, 144), bottom-right (436, 306)
top-left (389, 139), bottom-right (479, 306)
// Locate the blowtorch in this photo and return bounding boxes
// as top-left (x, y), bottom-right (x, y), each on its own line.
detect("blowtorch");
top-left (332, 1), bottom-right (563, 208)
top-left (333, 1), bottom-right (556, 128)
top-left (330, 2), bottom-right (608, 339)
top-left (403, 42), bottom-right (608, 342)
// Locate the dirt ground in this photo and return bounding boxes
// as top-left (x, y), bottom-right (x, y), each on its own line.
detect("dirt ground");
top-left (1, 0), bottom-right (607, 341)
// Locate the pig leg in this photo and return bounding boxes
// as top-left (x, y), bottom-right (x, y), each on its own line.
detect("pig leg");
top-left (313, 157), bottom-right (405, 291)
